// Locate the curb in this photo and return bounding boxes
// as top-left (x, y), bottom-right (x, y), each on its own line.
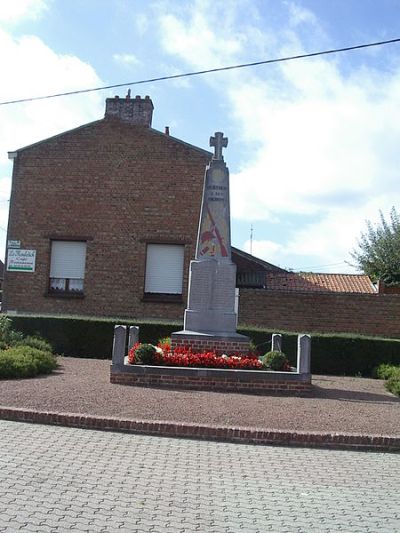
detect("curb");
top-left (0, 406), bottom-right (399, 452)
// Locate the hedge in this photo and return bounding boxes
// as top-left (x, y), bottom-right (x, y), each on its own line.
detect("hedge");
top-left (8, 315), bottom-right (179, 360)
top-left (8, 314), bottom-right (400, 377)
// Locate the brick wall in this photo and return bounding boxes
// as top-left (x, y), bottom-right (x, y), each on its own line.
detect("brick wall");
top-left (4, 118), bottom-right (209, 318)
top-left (110, 364), bottom-right (312, 395)
top-left (171, 334), bottom-right (250, 355)
top-left (238, 289), bottom-right (400, 338)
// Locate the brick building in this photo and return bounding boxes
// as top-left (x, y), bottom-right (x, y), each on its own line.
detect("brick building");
top-left (3, 95), bottom-right (400, 338)
top-left (4, 95), bottom-right (211, 319)
top-left (3, 95), bottom-right (278, 321)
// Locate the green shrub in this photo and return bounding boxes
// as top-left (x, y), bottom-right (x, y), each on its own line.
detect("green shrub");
top-left (135, 343), bottom-right (156, 364)
top-left (372, 363), bottom-right (400, 397)
top-left (261, 350), bottom-right (288, 370)
top-left (0, 316), bottom-right (52, 353)
top-left (29, 348), bottom-right (58, 374)
top-left (248, 339), bottom-right (259, 355)
top-left (373, 363), bottom-right (400, 380)
top-left (0, 346), bottom-right (57, 379)
top-left (0, 350), bottom-right (37, 378)
top-left (387, 376), bottom-right (400, 396)
top-left (14, 335), bottom-right (53, 353)
top-left (0, 315), bottom-right (24, 346)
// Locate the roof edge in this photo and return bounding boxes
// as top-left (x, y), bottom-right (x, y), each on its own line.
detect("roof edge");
top-left (10, 119), bottom-right (104, 154)
top-left (232, 246), bottom-right (288, 272)
top-left (148, 128), bottom-right (213, 157)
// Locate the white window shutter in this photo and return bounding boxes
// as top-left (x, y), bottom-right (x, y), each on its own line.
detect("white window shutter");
top-left (145, 244), bottom-right (184, 294)
top-left (50, 241), bottom-right (87, 279)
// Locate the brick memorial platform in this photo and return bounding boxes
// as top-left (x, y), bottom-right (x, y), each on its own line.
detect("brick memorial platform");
top-left (110, 325), bottom-right (312, 395)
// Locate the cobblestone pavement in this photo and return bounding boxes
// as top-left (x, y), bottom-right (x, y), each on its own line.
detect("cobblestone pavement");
top-left (0, 420), bottom-right (399, 533)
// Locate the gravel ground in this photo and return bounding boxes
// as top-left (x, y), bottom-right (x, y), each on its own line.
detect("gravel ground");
top-left (0, 357), bottom-right (399, 435)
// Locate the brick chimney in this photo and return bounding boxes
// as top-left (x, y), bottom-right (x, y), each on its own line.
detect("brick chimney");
top-left (105, 94), bottom-right (154, 126)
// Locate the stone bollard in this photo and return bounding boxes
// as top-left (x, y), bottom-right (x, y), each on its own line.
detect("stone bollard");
top-left (271, 333), bottom-right (282, 352)
top-left (297, 334), bottom-right (311, 375)
top-left (128, 326), bottom-right (139, 352)
top-left (111, 325), bottom-right (127, 366)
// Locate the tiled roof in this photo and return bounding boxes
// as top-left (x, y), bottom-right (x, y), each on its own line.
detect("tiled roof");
top-left (265, 272), bottom-right (376, 294)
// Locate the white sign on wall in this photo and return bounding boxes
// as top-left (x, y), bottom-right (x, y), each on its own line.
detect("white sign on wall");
top-left (7, 240), bottom-right (21, 249)
top-left (7, 249), bottom-right (36, 272)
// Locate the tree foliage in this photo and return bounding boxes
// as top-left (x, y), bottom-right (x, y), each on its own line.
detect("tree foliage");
top-left (351, 207), bottom-right (400, 284)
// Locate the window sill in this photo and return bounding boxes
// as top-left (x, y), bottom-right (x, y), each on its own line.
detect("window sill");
top-left (45, 292), bottom-right (85, 299)
top-left (142, 293), bottom-right (183, 304)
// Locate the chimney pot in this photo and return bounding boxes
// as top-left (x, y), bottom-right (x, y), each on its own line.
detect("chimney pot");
top-left (105, 95), bottom-right (154, 126)
top-left (165, 126), bottom-right (170, 136)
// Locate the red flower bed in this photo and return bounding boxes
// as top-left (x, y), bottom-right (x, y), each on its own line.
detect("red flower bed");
top-left (128, 343), bottom-right (263, 370)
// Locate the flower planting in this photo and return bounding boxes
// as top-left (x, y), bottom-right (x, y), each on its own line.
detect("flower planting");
top-left (128, 342), bottom-right (293, 371)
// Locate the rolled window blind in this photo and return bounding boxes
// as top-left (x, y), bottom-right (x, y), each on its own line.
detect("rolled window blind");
top-left (50, 241), bottom-right (87, 279)
top-left (145, 244), bottom-right (184, 294)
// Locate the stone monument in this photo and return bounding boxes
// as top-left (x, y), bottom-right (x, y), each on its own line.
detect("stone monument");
top-left (171, 132), bottom-right (250, 355)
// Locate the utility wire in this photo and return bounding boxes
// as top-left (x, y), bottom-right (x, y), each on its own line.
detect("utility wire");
top-left (0, 37), bottom-right (399, 106)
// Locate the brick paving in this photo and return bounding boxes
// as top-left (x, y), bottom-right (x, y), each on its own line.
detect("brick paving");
top-left (0, 420), bottom-right (399, 532)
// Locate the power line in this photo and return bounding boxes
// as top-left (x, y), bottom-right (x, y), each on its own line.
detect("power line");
top-left (1, 37), bottom-right (399, 106)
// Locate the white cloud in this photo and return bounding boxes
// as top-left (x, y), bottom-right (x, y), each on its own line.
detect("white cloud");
top-left (133, 12), bottom-right (149, 36)
top-left (243, 238), bottom-right (285, 264)
top-left (0, 30), bottom-right (104, 163)
top-left (158, 0), bottom-right (260, 70)
top-left (156, 1), bottom-right (400, 272)
top-left (285, 1), bottom-right (318, 28)
top-left (229, 66), bottom-right (400, 219)
top-left (0, 0), bottom-right (49, 24)
top-left (0, 27), bottom-right (104, 259)
top-left (113, 53), bottom-right (141, 67)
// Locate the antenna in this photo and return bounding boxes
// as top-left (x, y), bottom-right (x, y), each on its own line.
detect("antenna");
top-left (250, 224), bottom-right (253, 255)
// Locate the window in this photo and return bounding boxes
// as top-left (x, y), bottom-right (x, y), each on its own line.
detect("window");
top-left (145, 244), bottom-right (184, 295)
top-left (49, 241), bottom-right (87, 295)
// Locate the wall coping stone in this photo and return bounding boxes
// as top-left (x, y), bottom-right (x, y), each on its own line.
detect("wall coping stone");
top-left (112, 359), bottom-right (311, 383)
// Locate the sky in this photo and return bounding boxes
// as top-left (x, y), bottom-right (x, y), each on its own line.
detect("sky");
top-left (1, 0), bottom-right (400, 273)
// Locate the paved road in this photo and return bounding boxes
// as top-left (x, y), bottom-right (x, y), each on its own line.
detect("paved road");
top-left (0, 420), bottom-right (399, 532)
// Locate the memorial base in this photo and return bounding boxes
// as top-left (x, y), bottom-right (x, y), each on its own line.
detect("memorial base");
top-left (110, 360), bottom-right (312, 396)
top-left (171, 330), bottom-right (250, 355)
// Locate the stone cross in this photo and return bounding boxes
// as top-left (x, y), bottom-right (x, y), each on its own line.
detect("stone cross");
top-left (210, 132), bottom-right (228, 160)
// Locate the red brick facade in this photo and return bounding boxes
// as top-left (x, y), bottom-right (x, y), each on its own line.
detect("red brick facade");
top-left (4, 99), bottom-right (210, 319)
top-left (239, 289), bottom-right (400, 338)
